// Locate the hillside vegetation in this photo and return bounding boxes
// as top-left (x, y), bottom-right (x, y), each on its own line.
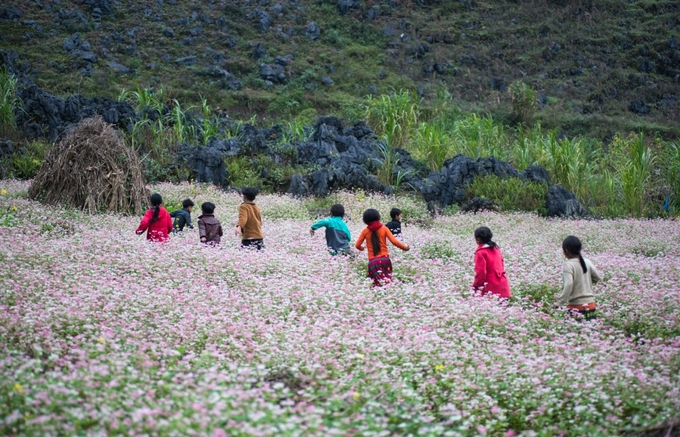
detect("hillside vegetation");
top-left (0, 0), bottom-right (678, 138)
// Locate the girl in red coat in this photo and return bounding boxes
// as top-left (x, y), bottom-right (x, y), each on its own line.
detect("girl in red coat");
top-left (135, 193), bottom-right (173, 242)
top-left (472, 226), bottom-right (511, 298)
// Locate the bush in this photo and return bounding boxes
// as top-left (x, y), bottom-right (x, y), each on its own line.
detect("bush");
top-left (509, 81), bottom-right (537, 126)
top-left (0, 67), bottom-right (21, 138)
top-left (6, 141), bottom-right (51, 179)
top-left (467, 174), bottom-right (549, 215)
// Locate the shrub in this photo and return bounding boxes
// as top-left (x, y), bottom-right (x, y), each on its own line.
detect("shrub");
top-left (509, 81), bottom-right (538, 126)
top-left (0, 67), bottom-right (21, 138)
top-left (7, 140), bottom-right (51, 179)
top-left (467, 174), bottom-right (549, 215)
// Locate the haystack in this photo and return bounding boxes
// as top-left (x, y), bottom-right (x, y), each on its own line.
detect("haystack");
top-left (28, 116), bottom-right (148, 215)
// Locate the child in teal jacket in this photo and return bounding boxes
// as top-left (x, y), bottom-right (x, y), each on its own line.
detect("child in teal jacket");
top-left (310, 204), bottom-right (353, 256)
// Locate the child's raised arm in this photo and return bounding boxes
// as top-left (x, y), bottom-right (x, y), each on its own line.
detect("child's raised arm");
top-left (135, 210), bottom-right (152, 235)
top-left (355, 228), bottom-right (368, 251)
top-left (386, 229), bottom-right (409, 251)
top-left (310, 218), bottom-right (330, 236)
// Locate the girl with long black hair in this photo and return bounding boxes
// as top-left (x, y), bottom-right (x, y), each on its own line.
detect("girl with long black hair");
top-left (558, 235), bottom-right (602, 321)
top-left (355, 208), bottom-right (410, 287)
top-left (135, 193), bottom-right (173, 242)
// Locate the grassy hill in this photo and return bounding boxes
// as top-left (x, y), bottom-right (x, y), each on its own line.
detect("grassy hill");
top-left (1, 0), bottom-right (679, 139)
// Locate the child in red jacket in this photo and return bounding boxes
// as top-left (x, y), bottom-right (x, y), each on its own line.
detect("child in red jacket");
top-left (472, 226), bottom-right (511, 298)
top-left (135, 193), bottom-right (173, 242)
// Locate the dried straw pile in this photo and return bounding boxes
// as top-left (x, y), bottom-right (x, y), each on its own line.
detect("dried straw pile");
top-left (28, 116), bottom-right (148, 215)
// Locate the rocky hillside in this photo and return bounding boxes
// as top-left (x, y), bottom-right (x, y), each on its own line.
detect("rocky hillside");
top-left (1, 0), bottom-right (678, 139)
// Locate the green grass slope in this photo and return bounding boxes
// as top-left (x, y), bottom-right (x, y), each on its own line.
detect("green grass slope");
top-left (1, 0), bottom-right (678, 138)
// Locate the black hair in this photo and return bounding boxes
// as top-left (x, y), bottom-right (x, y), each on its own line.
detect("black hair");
top-left (150, 193), bottom-right (163, 223)
top-left (330, 204), bottom-right (345, 218)
top-left (390, 207), bottom-right (402, 221)
top-left (241, 186), bottom-right (259, 201)
top-left (474, 226), bottom-right (498, 249)
top-left (563, 235), bottom-right (587, 273)
top-left (201, 202), bottom-right (215, 214)
top-left (363, 208), bottom-right (382, 257)
top-left (182, 198), bottom-right (194, 208)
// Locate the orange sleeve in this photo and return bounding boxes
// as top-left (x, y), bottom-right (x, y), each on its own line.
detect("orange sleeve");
top-left (385, 227), bottom-right (408, 250)
top-left (355, 228), bottom-right (368, 250)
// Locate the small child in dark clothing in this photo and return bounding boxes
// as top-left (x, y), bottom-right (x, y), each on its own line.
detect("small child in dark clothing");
top-left (170, 198), bottom-right (194, 232)
top-left (198, 202), bottom-right (223, 245)
top-left (385, 208), bottom-right (402, 237)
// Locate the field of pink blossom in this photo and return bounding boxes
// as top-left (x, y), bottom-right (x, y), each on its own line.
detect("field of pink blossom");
top-left (1, 180), bottom-right (679, 436)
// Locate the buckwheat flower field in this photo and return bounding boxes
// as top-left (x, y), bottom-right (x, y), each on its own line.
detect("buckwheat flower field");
top-left (1, 180), bottom-right (679, 436)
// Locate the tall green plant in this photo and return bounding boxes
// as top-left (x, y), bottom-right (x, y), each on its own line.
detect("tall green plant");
top-left (620, 133), bottom-right (654, 217)
top-left (450, 114), bottom-right (507, 159)
top-left (364, 90), bottom-right (420, 149)
top-left (412, 122), bottom-right (450, 170)
top-left (509, 81), bottom-right (537, 126)
top-left (0, 68), bottom-right (21, 137)
top-left (168, 99), bottom-right (194, 144)
top-left (667, 143), bottom-right (680, 215)
top-left (375, 137), bottom-right (400, 187)
top-left (199, 96), bottom-right (220, 145)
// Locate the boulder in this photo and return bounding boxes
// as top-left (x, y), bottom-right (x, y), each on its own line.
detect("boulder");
top-left (260, 63), bottom-right (286, 83)
top-left (521, 165), bottom-right (551, 184)
top-left (252, 43), bottom-right (266, 59)
top-left (337, 0), bottom-right (361, 15)
top-left (83, 0), bottom-right (114, 15)
top-left (461, 197), bottom-right (498, 213)
top-left (107, 61), bottom-right (129, 73)
top-left (629, 98), bottom-right (649, 114)
top-left (0, 7), bottom-right (23, 21)
top-left (179, 144), bottom-right (227, 186)
top-left (305, 22), bottom-right (321, 40)
top-left (546, 184), bottom-right (589, 218)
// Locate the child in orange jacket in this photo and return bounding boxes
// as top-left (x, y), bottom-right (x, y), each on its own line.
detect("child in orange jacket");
top-left (355, 208), bottom-right (410, 287)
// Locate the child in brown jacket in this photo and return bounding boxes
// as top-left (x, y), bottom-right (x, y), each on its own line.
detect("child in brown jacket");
top-left (235, 187), bottom-right (264, 249)
top-left (198, 202), bottom-right (223, 245)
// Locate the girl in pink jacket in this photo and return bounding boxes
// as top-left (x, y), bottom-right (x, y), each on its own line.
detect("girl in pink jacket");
top-left (472, 226), bottom-right (511, 298)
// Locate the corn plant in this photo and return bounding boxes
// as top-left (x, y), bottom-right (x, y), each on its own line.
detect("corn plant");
top-left (412, 122), bottom-right (451, 170)
top-left (199, 96), bottom-right (220, 145)
top-left (620, 133), bottom-right (654, 217)
top-left (364, 90), bottom-right (420, 149)
top-left (374, 137), bottom-right (400, 187)
top-left (0, 68), bottom-right (21, 137)
top-left (450, 114), bottom-right (507, 159)
top-left (168, 99), bottom-right (194, 144)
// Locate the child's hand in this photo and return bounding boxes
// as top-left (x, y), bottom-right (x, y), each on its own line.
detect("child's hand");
top-left (235, 226), bottom-right (242, 237)
top-left (309, 229), bottom-right (315, 237)
top-left (200, 237), bottom-right (206, 243)
top-left (357, 245), bottom-right (365, 251)
top-left (135, 230), bottom-right (143, 235)
top-left (403, 245), bottom-right (410, 251)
